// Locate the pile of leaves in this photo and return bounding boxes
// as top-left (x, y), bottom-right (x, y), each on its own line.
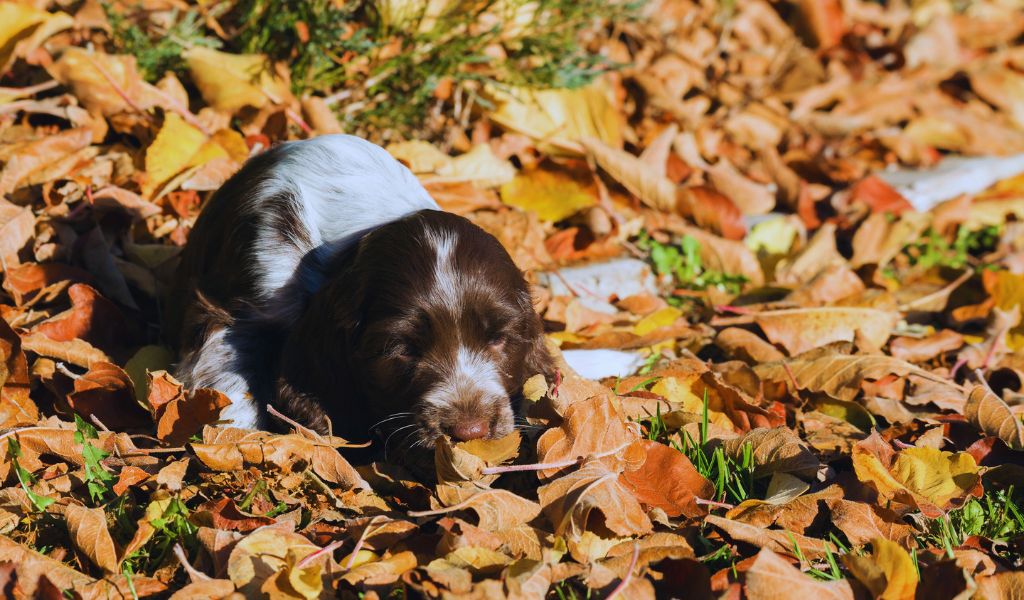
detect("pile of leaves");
top-left (1, 0), bottom-right (1024, 597)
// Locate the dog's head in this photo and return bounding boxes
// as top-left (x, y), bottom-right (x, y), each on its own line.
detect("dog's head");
top-left (311, 209), bottom-right (552, 446)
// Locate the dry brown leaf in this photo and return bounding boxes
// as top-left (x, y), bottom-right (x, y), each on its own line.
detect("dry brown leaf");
top-left (755, 346), bottom-right (959, 401)
top-left (157, 388), bottom-right (232, 445)
top-left (721, 427), bottom-right (819, 479)
top-left (20, 331), bottom-right (110, 368)
top-left (66, 361), bottom-right (151, 430)
top-left (65, 504), bottom-right (119, 574)
top-left (0, 535), bottom-right (95, 595)
top-left (580, 137), bottom-right (676, 212)
top-left (536, 395), bottom-right (638, 479)
top-left (0, 128), bottom-right (92, 194)
top-left (744, 548), bottom-right (854, 600)
top-left (0, 200), bottom-right (34, 262)
top-left (619, 439), bottom-right (714, 518)
top-left (964, 385), bottom-right (1024, 450)
top-left (0, 318), bottom-right (36, 429)
top-left (829, 500), bottom-right (915, 546)
top-left (718, 307), bottom-right (899, 356)
top-left (705, 515), bottom-right (836, 560)
top-left (538, 460), bottom-right (652, 539)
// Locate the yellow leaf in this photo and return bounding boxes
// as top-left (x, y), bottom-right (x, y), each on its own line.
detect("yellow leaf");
top-left (285, 546), bottom-right (323, 600)
top-left (845, 539), bottom-right (918, 600)
top-left (522, 374), bottom-right (548, 402)
top-left (0, 4), bottom-right (71, 71)
top-left (891, 447), bottom-right (980, 508)
top-left (145, 113), bottom-right (208, 196)
top-left (853, 436), bottom-right (981, 517)
top-left (339, 549), bottom-right (379, 569)
top-left (487, 79), bottom-right (623, 152)
top-left (745, 216), bottom-right (799, 255)
top-left (499, 169), bottom-right (596, 222)
top-left (633, 306), bottom-right (683, 336)
top-left (435, 144), bottom-right (516, 188)
top-left (387, 140), bottom-right (451, 173)
top-left (650, 376), bottom-right (734, 431)
top-left (227, 526), bottom-right (319, 596)
top-left (184, 47), bottom-right (290, 114)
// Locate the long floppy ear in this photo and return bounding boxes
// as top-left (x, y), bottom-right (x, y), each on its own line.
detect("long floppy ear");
top-left (273, 261), bottom-right (366, 439)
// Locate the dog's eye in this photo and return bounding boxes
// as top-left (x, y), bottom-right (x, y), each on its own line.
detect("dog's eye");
top-left (488, 333), bottom-right (507, 349)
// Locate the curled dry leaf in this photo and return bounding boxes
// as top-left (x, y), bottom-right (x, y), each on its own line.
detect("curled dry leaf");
top-left (66, 361), bottom-right (151, 430)
top-left (755, 346), bottom-right (960, 401)
top-left (538, 460), bottom-right (652, 539)
top-left (0, 318), bottom-right (37, 429)
top-left (226, 525), bottom-right (321, 596)
top-left (618, 439), bottom-right (714, 518)
top-left (744, 548), bottom-right (854, 600)
top-left (340, 550), bottom-right (418, 587)
top-left (0, 536), bottom-right (95, 596)
top-left (964, 385), bottom-right (1024, 450)
top-left (716, 307), bottom-right (900, 356)
top-left (536, 395), bottom-right (638, 479)
top-left (65, 504), bottom-right (119, 574)
top-left (828, 500), bottom-right (916, 547)
top-left (852, 432), bottom-right (982, 517)
top-left (184, 47), bottom-right (290, 114)
top-left (0, 199), bottom-right (34, 261)
top-left (705, 515), bottom-right (836, 560)
top-left (843, 538), bottom-right (918, 600)
top-left (0, 127), bottom-right (92, 194)
top-left (156, 387), bottom-right (231, 445)
top-left (580, 137), bottom-right (677, 212)
top-left (721, 427), bottom-right (820, 479)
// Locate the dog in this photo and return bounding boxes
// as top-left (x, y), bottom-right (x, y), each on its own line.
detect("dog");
top-left (167, 135), bottom-right (553, 447)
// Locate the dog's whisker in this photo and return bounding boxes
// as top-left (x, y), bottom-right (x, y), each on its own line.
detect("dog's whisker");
top-left (384, 423), bottom-right (418, 458)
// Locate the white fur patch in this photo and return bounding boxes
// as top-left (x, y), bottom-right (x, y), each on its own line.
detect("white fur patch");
top-left (422, 346), bottom-right (505, 409)
top-left (426, 228), bottom-right (461, 312)
top-left (249, 134), bottom-right (439, 321)
top-left (174, 328), bottom-right (261, 429)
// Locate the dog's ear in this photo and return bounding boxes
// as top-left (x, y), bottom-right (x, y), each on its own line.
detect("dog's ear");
top-left (523, 314), bottom-right (555, 381)
top-left (274, 261), bottom-right (367, 439)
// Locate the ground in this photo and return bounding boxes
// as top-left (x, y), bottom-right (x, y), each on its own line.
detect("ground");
top-left (0, 0), bottom-right (1023, 598)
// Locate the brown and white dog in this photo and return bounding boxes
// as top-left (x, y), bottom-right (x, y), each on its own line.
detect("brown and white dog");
top-left (166, 135), bottom-right (552, 447)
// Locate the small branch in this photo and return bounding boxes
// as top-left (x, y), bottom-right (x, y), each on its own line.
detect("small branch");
top-left (297, 538), bottom-right (347, 570)
top-left (695, 497), bottom-right (734, 510)
top-left (173, 543), bottom-right (211, 583)
top-left (83, 54), bottom-right (150, 117)
top-left (899, 268), bottom-right (973, 312)
top-left (606, 543), bottom-right (640, 600)
top-left (781, 363), bottom-right (800, 392)
top-left (266, 404), bottom-right (323, 441)
top-left (55, 362), bottom-right (82, 380)
top-left (480, 441), bottom-right (634, 476)
top-left (90, 415), bottom-right (110, 432)
top-left (344, 516), bottom-right (388, 571)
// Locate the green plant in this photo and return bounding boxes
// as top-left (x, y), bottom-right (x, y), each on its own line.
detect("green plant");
top-left (641, 390), bottom-right (757, 505)
top-left (919, 486), bottom-right (1024, 558)
top-left (74, 415), bottom-right (115, 505)
top-left (120, 496), bottom-right (199, 575)
top-left (104, 5), bottom-right (222, 81)
top-left (902, 225), bottom-right (1000, 270)
top-left (230, 0), bottom-right (632, 135)
top-left (636, 231), bottom-right (748, 296)
top-left (789, 532), bottom-right (843, 581)
top-left (6, 438), bottom-right (55, 512)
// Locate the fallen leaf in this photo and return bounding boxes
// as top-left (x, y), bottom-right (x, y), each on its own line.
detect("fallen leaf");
top-left (538, 460), bottom-right (652, 539)
top-left (844, 538), bottom-right (918, 600)
top-left (963, 385), bottom-right (1024, 450)
top-left (66, 361), bottom-right (151, 430)
top-left (500, 168), bottom-right (596, 222)
top-left (184, 47), bottom-right (290, 114)
top-left (65, 504), bottom-right (119, 574)
top-left (744, 548), bottom-right (854, 600)
top-left (226, 525), bottom-right (320, 596)
top-left (157, 388), bottom-right (231, 445)
top-left (619, 439), bottom-right (714, 518)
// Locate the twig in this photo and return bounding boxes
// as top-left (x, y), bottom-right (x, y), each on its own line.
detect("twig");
top-left (90, 415), bottom-right (110, 432)
top-left (55, 362), bottom-right (82, 380)
top-left (694, 497), bottom-right (734, 510)
top-left (480, 441), bottom-right (634, 476)
top-left (297, 538), bottom-right (347, 570)
top-left (899, 268), bottom-right (974, 312)
top-left (781, 363), bottom-right (800, 392)
top-left (345, 516), bottom-right (388, 571)
top-left (266, 404), bottom-right (324, 441)
top-left (83, 54), bottom-right (150, 117)
top-left (173, 543), bottom-right (211, 583)
top-left (606, 543), bottom-right (640, 600)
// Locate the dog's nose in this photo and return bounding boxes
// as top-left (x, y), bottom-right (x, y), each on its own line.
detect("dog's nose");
top-left (451, 419), bottom-right (490, 441)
